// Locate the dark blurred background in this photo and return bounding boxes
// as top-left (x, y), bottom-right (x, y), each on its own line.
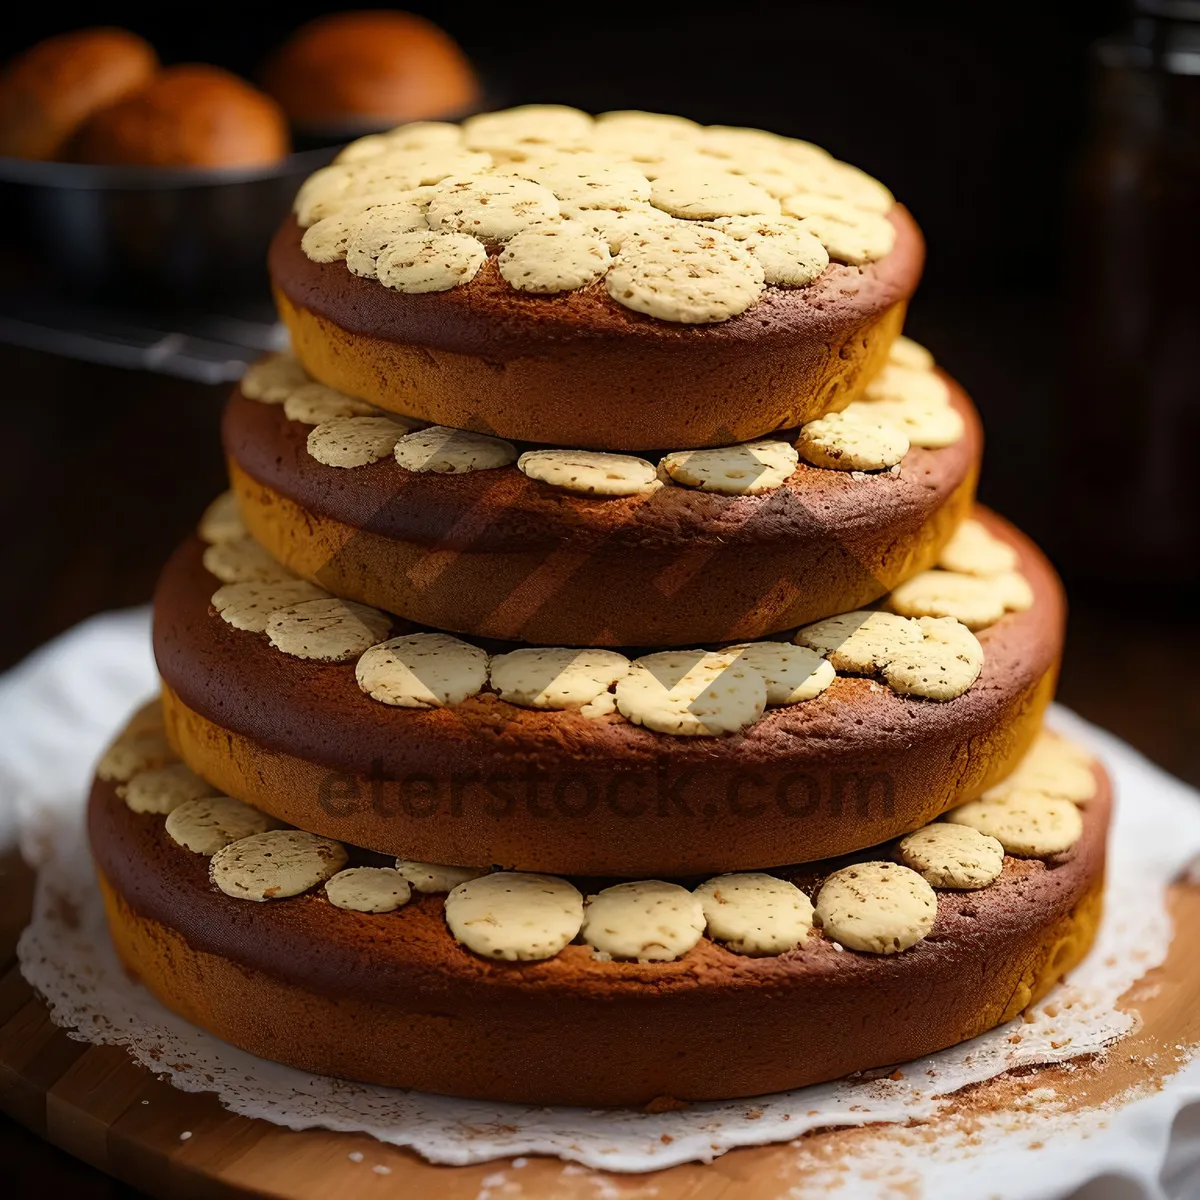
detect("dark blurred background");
top-left (1, 3), bottom-right (1198, 1192)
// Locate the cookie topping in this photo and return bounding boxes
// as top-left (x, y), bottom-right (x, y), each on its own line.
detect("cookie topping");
top-left (696, 873), bottom-right (814, 956)
top-left (118, 763), bottom-right (217, 815)
top-left (445, 872), bottom-right (584, 961)
top-left (210, 829), bottom-right (348, 902)
top-left (326, 867), bottom-right (412, 913)
top-left (393, 425), bottom-right (517, 473)
top-left (211, 580), bottom-right (331, 634)
top-left (165, 795), bottom-right (275, 856)
top-left (616, 650), bottom-right (767, 736)
top-left (356, 632), bottom-right (489, 707)
top-left (796, 410), bottom-right (910, 471)
top-left (945, 792), bottom-right (1084, 858)
top-left (266, 598), bottom-right (391, 662)
top-left (660, 440), bottom-right (798, 494)
top-left (581, 880), bottom-right (706, 962)
top-left (895, 823), bottom-right (1005, 890)
top-left (815, 862), bottom-right (937, 954)
top-left (488, 647), bottom-right (630, 710)
top-left (518, 448), bottom-right (658, 495)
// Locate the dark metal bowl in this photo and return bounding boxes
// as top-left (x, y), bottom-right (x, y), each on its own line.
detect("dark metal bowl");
top-left (0, 145), bottom-right (341, 301)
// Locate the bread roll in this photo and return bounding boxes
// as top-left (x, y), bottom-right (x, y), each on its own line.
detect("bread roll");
top-left (72, 64), bottom-right (289, 168)
top-left (262, 10), bottom-right (478, 129)
top-left (0, 27), bottom-right (158, 160)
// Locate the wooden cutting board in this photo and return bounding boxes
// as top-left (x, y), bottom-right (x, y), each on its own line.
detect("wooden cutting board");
top-left (2, 847), bottom-right (1198, 1199)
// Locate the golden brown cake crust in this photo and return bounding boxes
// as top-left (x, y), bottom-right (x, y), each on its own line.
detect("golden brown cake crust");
top-left (153, 509), bottom-right (1063, 875)
top-left (90, 766), bottom-right (1109, 1106)
top-left (269, 206), bottom-right (924, 450)
top-left (223, 373), bottom-right (980, 646)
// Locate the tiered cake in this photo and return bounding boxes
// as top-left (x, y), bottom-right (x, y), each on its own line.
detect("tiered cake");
top-left (88, 105), bottom-right (1109, 1108)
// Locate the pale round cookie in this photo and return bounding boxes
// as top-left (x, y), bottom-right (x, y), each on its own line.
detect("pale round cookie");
top-left (507, 155), bottom-right (651, 209)
top-left (301, 192), bottom-right (425, 230)
top-left (266, 598), bottom-right (391, 662)
top-left (497, 223), bottom-right (612, 293)
top-left (789, 158), bottom-right (893, 214)
top-left (795, 410), bottom-right (910, 471)
top-left (695, 872), bottom-right (814, 956)
top-left (815, 862), bottom-right (938, 954)
top-left (294, 153), bottom-right (488, 226)
top-left (581, 880), bottom-right (706, 963)
top-left (241, 353), bottom-right (309, 403)
top-left (724, 641), bottom-right (835, 705)
top-left (865, 362), bottom-right (952, 408)
top-left (300, 211), bottom-right (362, 263)
top-left (938, 518), bottom-right (1020, 577)
top-left (984, 732), bottom-right (1097, 804)
top-left (307, 416), bottom-right (411, 468)
top-left (488, 647), bottom-right (630, 710)
top-left (444, 872), bottom-right (584, 961)
top-left (517, 449), bottom-right (658, 496)
top-left (888, 335), bottom-right (935, 371)
top-left (707, 216), bottom-right (829, 285)
top-left (882, 616), bottom-right (985, 702)
top-left (842, 395), bottom-right (964, 450)
top-left (394, 861), bottom-right (490, 894)
top-left (794, 610), bottom-right (923, 675)
top-left (356, 632), bottom-right (489, 708)
top-left (885, 569), bottom-right (1024, 630)
top-left (606, 225), bottom-right (764, 323)
top-left (118, 762), bottom-right (217, 815)
top-left (165, 795), bottom-right (275, 856)
top-left (563, 204), bottom-right (678, 252)
top-left (615, 649), bottom-right (767, 737)
top-left (343, 203), bottom-right (433, 278)
top-left (336, 122), bottom-right (462, 163)
top-left (945, 792), bottom-right (1084, 858)
top-left (375, 230), bottom-right (488, 293)
top-left (197, 491), bottom-right (245, 545)
top-left (788, 205), bottom-right (896, 265)
top-left (210, 579), bottom-right (331, 634)
top-left (202, 536), bottom-right (296, 585)
top-left (462, 105), bottom-right (592, 155)
top-left (325, 867), bottom-right (412, 913)
top-left (895, 823), bottom-right (1005, 890)
top-left (660, 440), bottom-right (798, 494)
top-left (283, 383), bottom-right (379, 425)
top-left (210, 829), bottom-right (348, 902)
top-left (649, 167), bottom-right (780, 219)
top-left (394, 426), bottom-right (517, 473)
top-left (427, 175), bottom-right (561, 242)
top-left (97, 723), bottom-right (174, 784)
top-left (795, 611), bottom-right (983, 702)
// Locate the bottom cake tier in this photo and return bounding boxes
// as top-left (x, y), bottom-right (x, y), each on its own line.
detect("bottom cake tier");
top-left (90, 706), bottom-right (1109, 1107)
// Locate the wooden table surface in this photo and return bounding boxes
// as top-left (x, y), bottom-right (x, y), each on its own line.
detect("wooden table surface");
top-left (2, 343), bottom-right (1198, 1196)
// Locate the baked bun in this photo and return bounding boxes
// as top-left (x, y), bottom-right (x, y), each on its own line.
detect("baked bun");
top-left (72, 64), bottom-right (289, 168)
top-left (262, 10), bottom-right (478, 129)
top-left (0, 27), bottom-right (158, 160)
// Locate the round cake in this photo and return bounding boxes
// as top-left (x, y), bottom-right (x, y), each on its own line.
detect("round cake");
top-left (85, 103), bottom-right (1112, 1114)
top-left (224, 343), bottom-right (979, 646)
top-left (154, 506), bottom-right (1059, 876)
top-left (91, 713), bottom-right (1108, 1107)
top-left (270, 106), bottom-right (924, 450)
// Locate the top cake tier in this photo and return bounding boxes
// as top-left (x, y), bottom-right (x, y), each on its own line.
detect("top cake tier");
top-left (271, 105), bottom-right (923, 451)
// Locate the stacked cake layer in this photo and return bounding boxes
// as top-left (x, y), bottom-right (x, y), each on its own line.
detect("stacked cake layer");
top-left (89, 105), bottom-right (1108, 1107)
